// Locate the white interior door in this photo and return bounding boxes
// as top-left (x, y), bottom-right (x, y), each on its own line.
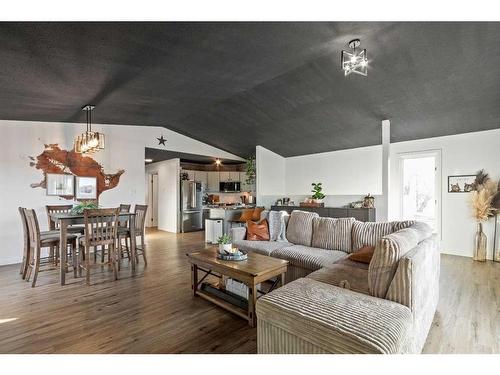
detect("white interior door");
top-left (398, 151), bottom-right (441, 234)
top-left (147, 173), bottom-right (159, 227)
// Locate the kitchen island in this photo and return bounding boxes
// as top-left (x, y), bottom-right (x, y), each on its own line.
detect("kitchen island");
top-left (208, 206), bottom-right (251, 235)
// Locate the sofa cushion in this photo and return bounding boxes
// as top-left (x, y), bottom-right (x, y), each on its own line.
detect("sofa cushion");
top-left (256, 278), bottom-right (413, 354)
top-left (233, 239), bottom-right (291, 256)
top-left (392, 220), bottom-right (415, 232)
top-left (272, 245), bottom-right (347, 271)
top-left (311, 217), bottom-right (355, 253)
top-left (352, 221), bottom-right (394, 252)
top-left (307, 263), bottom-right (370, 295)
top-left (286, 210), bottom-right (319, 246)
top-left (368, 227), bottom-right (420, 298)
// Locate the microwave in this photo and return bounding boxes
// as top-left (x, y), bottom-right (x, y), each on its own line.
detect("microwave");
top-left (219, 181), bottom-right (241, 192)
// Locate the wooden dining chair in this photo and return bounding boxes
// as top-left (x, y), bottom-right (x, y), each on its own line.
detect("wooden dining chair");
top-left (79, 208), bottom-right (120, 285)
top-left (46, 204), bottom-right (85, 265)
top-left (117, 204), bottom-right (148, 267)
top-left (23, 208), bottom-right (78, 287)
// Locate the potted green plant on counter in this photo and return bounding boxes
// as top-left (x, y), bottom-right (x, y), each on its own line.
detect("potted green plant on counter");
top-left (311, 182), bottom-right (325, 204)
top-left (217, 234), bottom-right (233, 254)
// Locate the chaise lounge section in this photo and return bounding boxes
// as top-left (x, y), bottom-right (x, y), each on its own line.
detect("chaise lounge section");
top-left (231, 210), bottom-right (439, 354)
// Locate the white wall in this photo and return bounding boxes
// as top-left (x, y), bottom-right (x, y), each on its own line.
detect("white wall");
top-left (0, 119), bottom-right (242, 265)
top-left (285, 145), bottom-right (382, 195)
top-left (145, 159), bottom-right (180, 233)
top-left (256, 145), bottom-right (286, 208)
top-left (256, 128), bottom-right (500, 259)
top-left (389, 129), bottom-right (500, 260)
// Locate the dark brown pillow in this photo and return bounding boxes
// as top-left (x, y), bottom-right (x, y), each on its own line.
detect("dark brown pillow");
top-left (348, 245), bottom-right (375, 264)
top-left (246, 219), bottom-right (270, 241)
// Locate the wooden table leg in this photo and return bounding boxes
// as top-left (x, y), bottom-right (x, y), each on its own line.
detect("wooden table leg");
top-left (59, 219), bottom-right (68, 286)
top-left (247, 282), bottom-right (258, 327)
top-left (129, 215), bottom-right (137, 273)
top-left (191, 264), bottom-right (198, 296)
top-left (281, 272), bottom-right (286, 286)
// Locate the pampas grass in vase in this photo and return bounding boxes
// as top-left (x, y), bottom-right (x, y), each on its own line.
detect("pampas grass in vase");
top-left (470, 184), bottom-right (495, 262)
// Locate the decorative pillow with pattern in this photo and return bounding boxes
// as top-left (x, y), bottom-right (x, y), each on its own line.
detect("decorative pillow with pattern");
top-left (392, 220), bottom-right (415, 232)
top-left (286, 210), bottom-right (319, 246)
top-left (311, 217), bottom-right (355, 253)
top-left (351, 221), bottom-right (394, 252)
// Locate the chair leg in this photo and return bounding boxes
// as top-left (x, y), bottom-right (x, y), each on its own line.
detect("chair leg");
top-left (101, 245), bottom-right (105, 264)
top-left (116, 237), bottom-right (121, 271)
top-left (71, 240), bottom-right (78, 278)
top-left (125, 238), bottom-right (130, 260)
top-left (31, 248), bottom-right (40, 288)
top-left (141, 234), bottom-right (147, 266)
top-left (110, 244), bottom-right (118, 281)
top-left (78, 245), bottom-right (83, 277)
top-left (85, 245), bottom-right (91, 285)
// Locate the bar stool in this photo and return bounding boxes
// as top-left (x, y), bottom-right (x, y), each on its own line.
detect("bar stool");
top-left (117, 204), bottom-right (148, 268)
top-left (23, 208), bottom-right (77, 287)
top-left (79, 208), bottom-right (120, 285)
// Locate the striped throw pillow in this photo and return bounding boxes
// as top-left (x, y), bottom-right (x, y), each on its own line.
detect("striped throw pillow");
top-left (286, 210), bottom-right (319, 246)
top-left (311, 217), bottom-right (355, 253)
top-left (368, 227), bottom-right (420, 298)
top-left (351, 221), bottom-right (394, 252)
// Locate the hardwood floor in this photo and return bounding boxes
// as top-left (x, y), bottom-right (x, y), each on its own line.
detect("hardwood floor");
top-left (0, 228), bottom-right (498, 354)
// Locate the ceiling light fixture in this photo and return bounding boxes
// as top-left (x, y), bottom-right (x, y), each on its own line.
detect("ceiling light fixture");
top-left (74, 105), bottom-right (105, 154)
top-left (215, 159), bottom-right (221, 166)
top-left (145, 158), bottom-right (153, 163)
top-left (341, 39), bottom-right (368, 77)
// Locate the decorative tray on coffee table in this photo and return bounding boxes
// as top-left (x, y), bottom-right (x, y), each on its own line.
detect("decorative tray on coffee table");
top-left (217, 249), bottom-right (248, 261)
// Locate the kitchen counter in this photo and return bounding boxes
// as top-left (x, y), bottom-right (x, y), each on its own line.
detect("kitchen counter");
top-left (208, 207), bottom-right (249, 235)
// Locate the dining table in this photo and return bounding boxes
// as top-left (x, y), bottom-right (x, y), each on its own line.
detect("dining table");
top-left (50, 212), bottom-right (137, 286)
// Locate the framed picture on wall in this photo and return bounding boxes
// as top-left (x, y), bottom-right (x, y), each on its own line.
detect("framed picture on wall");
top-left (46, 173), bottom-right (74, 196)
top-left (75, 176), bottom-right (97, 200)
top-left (448, 175), bottom-right (476, 193)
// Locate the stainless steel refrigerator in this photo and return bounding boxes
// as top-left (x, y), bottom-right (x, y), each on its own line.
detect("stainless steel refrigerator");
top-left (180, 180), bottom-right (203, 232)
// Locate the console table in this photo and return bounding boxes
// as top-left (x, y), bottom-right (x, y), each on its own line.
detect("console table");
top-left (270, 205), bottom-right (375, 222)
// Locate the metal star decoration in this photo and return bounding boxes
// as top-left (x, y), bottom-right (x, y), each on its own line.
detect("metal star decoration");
top-left (157, 135), bottom-right (167, 146)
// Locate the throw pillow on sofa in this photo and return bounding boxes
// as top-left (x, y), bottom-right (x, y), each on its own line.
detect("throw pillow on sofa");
top-left (286, 210), bottom-right (319, 246)
top-left (351, 221), bottom-right (394, 252)
top-left (348, 245), bottom-right (375, 264)
top-left (268, 210), bottom-right (288, 242)
top-left (246, 219), bottom-right (270, 241)
top-left (312, 217), bottom-right (354, 252)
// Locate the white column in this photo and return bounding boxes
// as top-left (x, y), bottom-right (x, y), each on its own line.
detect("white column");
top-left (381, 120), bottom-right (390, 221)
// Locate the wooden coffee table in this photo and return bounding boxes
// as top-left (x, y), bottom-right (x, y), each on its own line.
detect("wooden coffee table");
top-left (187, 248), bottom-right (288, 327)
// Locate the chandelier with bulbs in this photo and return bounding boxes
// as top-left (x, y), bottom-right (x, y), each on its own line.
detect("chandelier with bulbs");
top-left (341, 39), bottom-right (368, 77)
top-left (74, 104), bottom-right (105, 154)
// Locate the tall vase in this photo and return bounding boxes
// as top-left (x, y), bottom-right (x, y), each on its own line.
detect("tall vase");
top-left (473, 222), bottom-right (487, 262)
top-left (494, 214), bottom-right (500, 262)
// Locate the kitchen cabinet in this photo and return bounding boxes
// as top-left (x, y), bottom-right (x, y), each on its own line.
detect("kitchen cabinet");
top-left (207, 171), bottom-right (219, 192)
top-left (219, 171), bottom-right (230, 182)
top-left (183, 170), bottom-right (195, 181)
top-left (194, 171), bottom-right (208, 190)
top-left (229, 171), bottom-right (240, 181)
top-left (240, 171), bottom-right (255, 192)
top-left (219, 171), bottom-right (240, 182)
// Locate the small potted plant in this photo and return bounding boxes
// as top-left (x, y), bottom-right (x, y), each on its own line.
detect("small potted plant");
top-left (217, 234), bottom-right (233, 254)
top-left (311, 182), bottom-right (325, 204)
top-left (70, 201), bottom-right (99, 214)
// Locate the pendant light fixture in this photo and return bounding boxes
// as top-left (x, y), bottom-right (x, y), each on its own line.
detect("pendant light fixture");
top-left (74, 104), bottom-right (105, 154)
top-left (341, 39), bottom-right (368, 77)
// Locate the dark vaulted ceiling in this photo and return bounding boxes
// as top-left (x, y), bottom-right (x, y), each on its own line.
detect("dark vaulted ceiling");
top-left (1, 22), bottom-right (500, 157)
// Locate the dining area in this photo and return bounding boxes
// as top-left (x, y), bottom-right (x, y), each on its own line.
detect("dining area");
top-left (18, 203), bottom-right (148, 287)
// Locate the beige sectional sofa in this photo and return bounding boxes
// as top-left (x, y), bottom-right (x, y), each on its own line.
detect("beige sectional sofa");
top-left (231, 210), bottom-right (440, 354)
